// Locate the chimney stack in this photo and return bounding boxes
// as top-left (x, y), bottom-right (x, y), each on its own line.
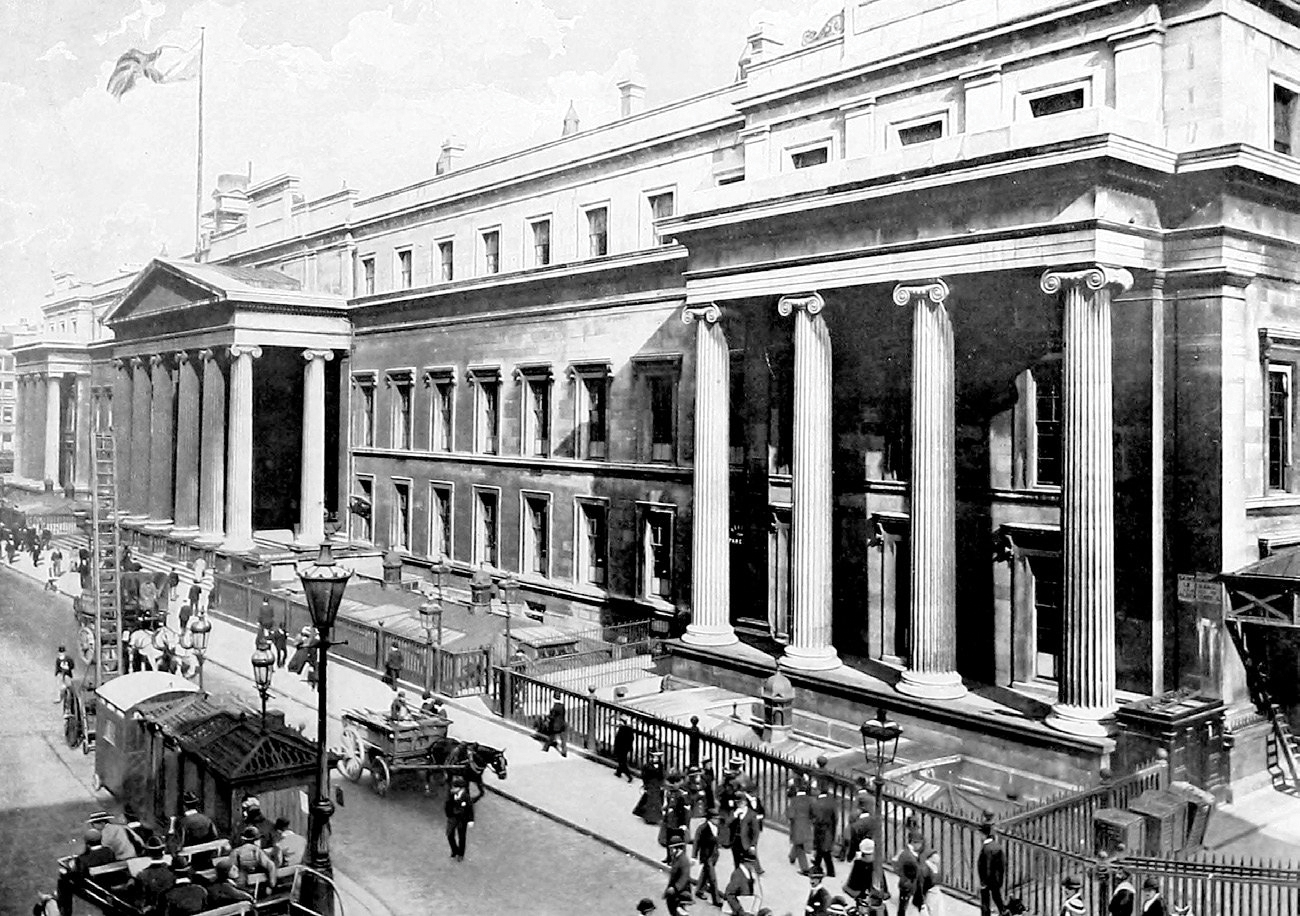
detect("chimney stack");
top-left (738, 23), bottom-right (784, 79)
top-left (617, 77), bottom-right (646, 118)
top-left (436, 137), bottom-right (466, 175)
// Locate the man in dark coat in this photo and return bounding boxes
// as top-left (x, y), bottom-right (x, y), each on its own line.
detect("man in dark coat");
top-left (257, 598), bottom-right (275, 637)
top-left (236, 797), bottom-right (274, 848)
top-left (693, 811), bottom-right (723, 907)
top-left (722, 850), bottom-right (760, 916)
top-left (382, 644), bottom-right (403, 687)
top-left (177, 792), bottom-right (218, 848)
top-left (56, 827), bottom-right (116, 916)
top-left (271, 623), bottom-right (289, 668)
top-left (160, 861), bottom-right (208, 916)
top-left (894, 833), bottom-right (924, 916)
top-left (844, 808), bottom-right (878, 863)
top-left (842, 837), bottom-right (878, 904)
top-left (1107, 868), bottom-right (1136, 916)
top-left (54, 646), bottom-right (75, 705)
top-left (788, 781), bottom-right (814, 875)
top-left (130, 838), bottom-right (176, 910)
top-left (1139, 876), bottom-right (1169, 916)
top-left (611, 713), bottom-right (635, 781)
top-left (204, 861), bottom-right (254, 908)
top-left (977, 814), bottom-right (1008, 916)
top-left (810, 788), bottom-right (838, 878)
top-left (661, 779), bottom-right (692, 863)
top-left (445, 775), bottom-right (475, 860)
top-left (729, 796), bottom-right (761, 871)
top-left (541, 690), bottom-right (568, 756)
top-left (665, 833), bottom-right (693, 916)
top-left (177, 603), bottom-right (193, 635)
top-left (804, 867), bottom-right (832, 916)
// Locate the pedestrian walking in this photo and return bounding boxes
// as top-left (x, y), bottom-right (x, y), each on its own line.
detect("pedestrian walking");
top-left (1059, 875), bottom-right (1085, 916)
top-left (665, 833), bottom-right (693, 916)
top-left (167, 570), bottom-right (181, 602)
top-left (722, 850), bottom-right (761, 916)
top-left (445, 775), bottom-right (475, 860)
top-left (844, 808), bottom-right (877, 865)
top-left (693, 811), bottom-right (723, 907)
top-left (271, 623), bottom-right (288, 668)
top-left (541, 689), bottom-right (568, 756)
top-left (188, 581), bottom-right (203, 614)
top-left (896, 833), bottom-right (924, 916)
top-left (51, 547), bottom-right (63, 578)
top-left (686, 766), bottom-right (708, 819)
top-left (614, 712), bottom-right (636, 782)
top-left (788, 779), bottom-right (813, 874)
top-left (1139, 877), bottom-right (1168, 916)
top-left (917, 850), bottom-right (947, 915)
top-left (178, 603), bottom-right (193, 635)
top-left (257, 598), bottom-right (275, 637)
top-left (660, 776), bottom-right (691, 863)
top-left (810, 785), bottom-right (838, 878)
top-left (804, 867), bottom-right (831, 916)
top-left (54, 645), bottom-right (75, 705)
top-left (977, 812), bottom-right (1008, 916)
top-left (728, 795), bottom-right (761, 872)
top-left (1107, 868), bottom-right (1136, 916)
top-left (382, 643), bottom-right (404, 688)
top-left (842, 838), bottom-right (878, 905)
top-left (288, 626), bottom-right (316, 675)
top-left (635, 747), bottom-right (667, 824)
top-left (44, 564), bottom-right (59, 591)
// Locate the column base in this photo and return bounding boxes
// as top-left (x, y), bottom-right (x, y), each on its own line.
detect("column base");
top-left (896, 669), bottom-right (967, 701)
top-left (682, 624), bottom-right (739, 648)
top-left (221, 535), bottom-right (257, 554)
top-left (193, 531), bottom-right (225, 547)
top-left (293, 532), bottom-right (325, 550)
top-left (170, 526), bottom-right (201, 541)
top-left (143, 518), bottom-right (174, 533)
top-left (1045, 702), bottom-right (1118, 739)
top-left (780, 644), bottom-right (841, 672)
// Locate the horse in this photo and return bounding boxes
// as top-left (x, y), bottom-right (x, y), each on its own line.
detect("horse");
top-left (424, 738), bottom-right (508, 802)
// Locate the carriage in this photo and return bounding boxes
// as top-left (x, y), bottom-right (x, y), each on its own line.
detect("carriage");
top-left (337, 707), bottom-right (454, 796)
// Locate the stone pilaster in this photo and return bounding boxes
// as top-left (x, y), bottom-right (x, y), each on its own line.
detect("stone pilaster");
top-left (296, 349), bottom-right (333, 547)
top-left (197, 349), bottom-right (227, 545)
top-left (74, 374), bottom-right (92, 495)
top-left (682, 303), bottom-right (737, 647)
top-left (148, 354), bottom-right (175, 527)
top-left (777, 292), bottom-right (840, 672)
top-left (895, 279), bottom-right (966, 700)
top-left (130, 357), bottom-right (152, 518)
top-left (172, 351), bottom-right (201, 536)
top-left (12, 375), bottom-right (26, 480)
top-left (223, 345), bottom-right (261, 553)
top-left (44, 373), bottom-right (61, 486)
top-left (1040, 265), bottom-right (1133, 738)
top-left (112, 360), bottom-right (132, 513)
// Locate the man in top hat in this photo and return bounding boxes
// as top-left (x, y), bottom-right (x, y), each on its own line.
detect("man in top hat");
top-left (161, 858), bottom-right (208, 916)
top-left (614, 713), bottom-right (636, 782)
top-left (977, 811), bottom-right (1008, 916)
top-left (844, 806), bottom-right (877, 865)
top-left (237, 796), bottom-right (274, 847)
top-left (637, 899), bottom-right (658, 915)
top-left (383, 643), bottom-right (404, 688)
top-left (177, 792), bottom-right (217, 848)
top-left (665, 832), bottom-right (694, 916)
top-left (661, 774), bottom-right (692, 864)
top-left (445, 774), bottom-right (475, 861)
top-left (788, 776), bottom-right (814, 875)
top-left (804, 866), bottom-right (832, 916)
top-left (729, 794), bottom-right (762, 873)
top-left (722, 849), bottom-right (761, 916)
top-left (895, 832), bottom-right (924, 916)
top-left (1108, 867), bottom-right (1136, 916)
top-left (541, 689), bottom-right (568, 756)
top-left (130, 837), bottom-right (176, 909)
top-left (810, 784), bottom-right (838, 878)
top-left (811, 754), bottom-right (831, 793)
top-left (228, 826), bottom-right (278, 889)
top-left (1140, 876), bottom-right (1168, 916)
top-left (270, 816), bottom-right (307, 868)
top-left (693, 809), bottom-right (723, 907)
top-left (1060, 875), bottom-right (1085, 916)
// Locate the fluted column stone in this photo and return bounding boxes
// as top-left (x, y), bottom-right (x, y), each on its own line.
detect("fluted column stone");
top-left (197, 349), bottom-right (227, 545)
top-left (130, 358), bottom-right (152, 518)
top-left (172, 351), bottom-right (201, 536)
top-left (895, 279), bottom-right (966, 700)
top-left (44, 373), bottom-right (61, 487)
top-left (778, 292), bottom-right (840, 672)
top-left (148, 354), bottom-right (175, 527)
top-left (112, 360), bottom-right (132, 514)
top-left (74, 374), bottom-right (92, 495)
top-left (1041, 265), bottom-right (1133, 738)
top-left (682, 303), bottom-right (737, 647)
top-left (296, 349), bottom-right (333, 548)
top-left (12, 376), bottom-right (26, 480)
top-left (223, 345), bottom-right (261, 553)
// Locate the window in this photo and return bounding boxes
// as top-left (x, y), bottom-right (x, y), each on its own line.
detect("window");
top-left (352, 476), bottom-right (374, 542)
top-left (429, 484), bottom-right (452, 560)
top-left (522, 493), bottom-right (551, 577)
top-left (1033, 364), bottom-right (1063, 487)
top-left (469, 368), bottom-right (501, 454)
top-left (1028, 87), bottom-right (1085, 118)
top-left (897, 119), bottom-right (944, 146)
top-left (571, 363), bottom-right (610, 460)
top-left (426, 369), bottom-right (455, 452)
top-left (397, 249), bottom-right (413, 289)
top-left (531, 219), bottom-right (551, 267)
top-left (641, 507), bottom-right (674, 600)
top-left (353, 374), bottom-right (376, 448)
top-left (1269, 364), bottom-right (1292, 490)
top-left (391, 480), bottom-right (412, 550)
top-left (577, 500), bottom-right (608, 586)
top-left (649, 376), bottom-right (675, 462)
top-left (635, 357), bottom-right (679, 463)
top-left (438, 239), bottom-right (455, 282)
top-left (360, 256), bottom-right (375, 296)
top-left (790, 146), bottom-right (830, 169)
top-left (1, 405), bottom-right (12, 423)
top-left (516, 366), bottom-right (552, 457)
top-left (1275, 83), bottom-right (1298, 156)
top-left (481, 229), bottom-right (500, 275)
top-left (646, 191), bottom-right (675, 246)
top-left (475, 488), bottom-right (500, 566)
top-left (586, 206), bottom-right (608, 257)
top-left (387, 372), bottom-right (413, 450)
top-left (1029, 555), bottom-right (1063, 680)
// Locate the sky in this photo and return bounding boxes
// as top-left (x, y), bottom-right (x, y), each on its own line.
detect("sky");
top-left (0, 0), bottom-right (841, 326)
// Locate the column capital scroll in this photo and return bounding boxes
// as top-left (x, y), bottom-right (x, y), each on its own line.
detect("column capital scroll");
top-left (197, 347), bottom-right (220, 363)
top-left (1040, 265), bottom-right (1134, 296)
top-left (129, 356), bottom-right (149, 370)
top-left (148, 353), bottom-right (168, 370)
top-left (174, 350), bottom-right (193, 365)
top-left (302, 349), bottom-right (335, 363)
top-left (681, 303), bottom-right (722, 325)
top-left (113, 357), bottom-right (132, 370)
top-left (776, 292), bottom-right (825, 317)
top-left (892, 279), bottom-right (951, 308)
top-left (228, 344), bottom-right (263, 360)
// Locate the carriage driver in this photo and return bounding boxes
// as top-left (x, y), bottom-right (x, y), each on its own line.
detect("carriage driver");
top-left (389, 689), bottom-right (413, 721)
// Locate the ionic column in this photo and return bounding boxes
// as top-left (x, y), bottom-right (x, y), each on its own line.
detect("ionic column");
top-left (148, 354), bottom-right (175, 527)
top-left (112, 359), bottom-right (133, 515)
top-left (223, 345), bottom-right (261, 553)
top-left (44, 373), bottom-right (61, 486)
top-left (130, 357), bottom-right (152, 517)
top-left (12, 376), bottom-right (26, 480)
top-left (172, 352), bottom-right (201, 536)
top-left (197, 349), bottom-right (227, 545)
top-left (296, 349), bottom-right (333, 548)
top-left (1040, 265), bottom-right (1133, 738)
top-left (682, 303), bottom-right (737, 647)
top-left (895, 279), bottom-right (966, 700)
top-left (777, 292), bottom-right (840, 672)
top-left (74, 374), bottom-right (92, 495)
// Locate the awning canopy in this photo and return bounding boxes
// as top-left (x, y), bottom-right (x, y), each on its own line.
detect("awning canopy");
top-left (95, 671), bottom-right (200, 713)
top-left (1220, 550), bottom-right (1300, 628)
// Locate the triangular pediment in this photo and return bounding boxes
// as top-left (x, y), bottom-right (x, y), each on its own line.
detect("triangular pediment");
top-left (105, 258), bottom-right (305, 326)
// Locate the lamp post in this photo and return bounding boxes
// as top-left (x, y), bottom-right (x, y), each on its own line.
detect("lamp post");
top-left (498, 573), bottom-right (519, 654)
top-left (251, 637), bottom-right (276, 726)
top-left (860, 708), bottom-right (902, 896)
top-left (189, 610), bottom-right (212, 691)
top-left (419, 595), bottom-right (444, 695)
top-left (297, 543), bottom-right (352, 916)
top-left (432, 556), bottom-right (450, 605)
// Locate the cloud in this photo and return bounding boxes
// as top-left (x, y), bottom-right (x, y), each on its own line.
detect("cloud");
top-left (37, 42), bottom-right (78, 63)
top-left (94, 0), bottom-right (167, 47)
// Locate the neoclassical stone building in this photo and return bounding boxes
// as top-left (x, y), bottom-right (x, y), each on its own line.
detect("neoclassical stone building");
top-left (13, 0), bottom-right (1300, 782)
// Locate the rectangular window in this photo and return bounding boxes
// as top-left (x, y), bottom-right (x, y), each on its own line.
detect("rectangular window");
top-left (646, 191), bottom-right (675, 246)
top-left (482, 229), bottom-right (500, 275)
top-left (470, 369), bottom-right (501, 455)
top-left (522, 494), bottom-right (551, 577)
top-left (431, 378), bottom-right (454, 452)
top-left (790, 146), bottom-right (829, 169)
top-left (898, 120), bottom-right (944, 146)
top-left (1269, 364), bottom-right (1292, 490)
top-left (429, 484), bottom-right (452, 560)
top-left (1275, 84), bottom-right (1298, 156)
top-left (438, 239), bottom-right (455, 282)
top-left (1034, 364), bottom-right (1063, 487)
top-left (642, 508), bottom-right (673, 600)
top-left (397, 249), bottom-right (413, 289)
top-left (1030, 555), bottom-right (1063, 681)
top-left (634, 357), bottom-right (680, 464)
top-left (390, 375), bottom-right (413, 450)
top-left (586, 206), bottom-right (608, 258)
top-left (578, 501), bottom-right (608, 586)
top-left (475, 489), bottom-right (499, 566)
top-left (649, 376), bottom-right (675, 463)
top-left (531, 219), bottom-right (551, 267)
top-left (352, 476), bottom-right (374, 542)
top-left (353, 376), bottom-right (376, 448)
top-left (572, 365), bottom-right (610, 460)
top-left (525, 375), bottom-right (551, 457)
top-left (1, 406), bottom-right (11, 424)
top-left (360, 256), bottom-right (375, 296)
top-left (1028, 87), bottom-right (1085, 118)
top-left (391, 480), bottom-right (411, 550)
top-left (729, 352), bottom-right (745, 466)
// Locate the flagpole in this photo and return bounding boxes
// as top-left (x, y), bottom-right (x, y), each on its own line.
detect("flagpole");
top-left (194, 27), bottom-right (205, 257)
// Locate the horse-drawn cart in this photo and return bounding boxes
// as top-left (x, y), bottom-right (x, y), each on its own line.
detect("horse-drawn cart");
top-left (337, 708), bottom-right (453, 796)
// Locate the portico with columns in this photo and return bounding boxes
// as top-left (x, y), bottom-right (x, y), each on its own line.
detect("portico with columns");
top-left (7, 344), bottom-right (96, 498)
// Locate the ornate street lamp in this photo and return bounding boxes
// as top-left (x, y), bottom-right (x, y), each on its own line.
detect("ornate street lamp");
top-left (860, 708), bottom-right (903, 896)
top-left (419, 595), bottom-right (444, 695)
top-left (432, 556), bottom-right (451, 604)
top-left (251, 637), bottom-right (276, 727)
top-left (297, 543), bottom-right (352, 916)
top-left (189, 610), bottom-right (212, 691)
top-left (498, 573), bottom-right (519, 652)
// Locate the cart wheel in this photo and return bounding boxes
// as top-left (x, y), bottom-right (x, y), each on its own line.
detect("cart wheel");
top-left (339, 728), bottom-right (364, 783)
top-left (372, 756), bottom-right (391, 797)
top-left (91, 770), bottom-right (101, 791)
top-left (81, 728), bottom-right (92, 755)
top-left (64, 700), bottom-right (82, 749)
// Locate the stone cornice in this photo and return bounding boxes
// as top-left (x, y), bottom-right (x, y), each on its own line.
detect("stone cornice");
top-left (351, 446), bottom-right (693, 483)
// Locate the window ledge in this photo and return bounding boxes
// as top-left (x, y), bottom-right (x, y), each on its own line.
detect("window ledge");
top-left (1246, 493), bottom-right (1300, 512)
top-left (990, 487), bottom-right (1061, 504)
